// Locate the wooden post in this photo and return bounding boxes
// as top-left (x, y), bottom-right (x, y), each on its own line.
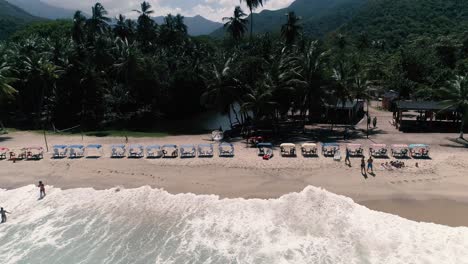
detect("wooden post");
top-left (43, 130), bottom-right (49, 152)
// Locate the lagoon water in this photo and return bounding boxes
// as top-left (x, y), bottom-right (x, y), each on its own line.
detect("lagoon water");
top-left (0, 185), bottom-right (467, 264)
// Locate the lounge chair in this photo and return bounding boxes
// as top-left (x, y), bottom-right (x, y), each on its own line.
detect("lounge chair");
top-left (369, 144), bottom-right (388, 158)
top-left (69, 145), bottom-right (85, 158)
top-left (322, 143), bottom-right (340, 157)
top-left (280, 143), bottom-right (296, 157)
top-left (391, 144), bottom-right (409, 158)
top-left (128, 144), bottom-right (144, 158)
top-left (258, 143), bottom-right (274, 157)
top-left (409, 144), bottom-right (430, 159)
top-left (85, 144), bottom-right (103, 158)
top-left (198, 144), bottom-right (214, 157)
top-left (162, 144), bottom-right (178, 158)
top-left (0, 147), bottom-right (9, 159)
top-left (146, 145), bottom-right (162, 158)
top-left (180, 144), bottom-right (196, 158)
top-left (346, 144), bottom-right (363, 157)
top-left (301, 143), bottom-right (318, 157)
top-left (219, 143), bottom-right (234, 157)
top-left (53, 145), bottom-right (68, 159)
top-left (111, 144), bottom-right (126, 158)
top-left (25, 147), bottom-right (44, 160)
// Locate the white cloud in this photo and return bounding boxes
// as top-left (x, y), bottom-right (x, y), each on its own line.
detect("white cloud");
top-left (41, 0), bottom-right (295, 22)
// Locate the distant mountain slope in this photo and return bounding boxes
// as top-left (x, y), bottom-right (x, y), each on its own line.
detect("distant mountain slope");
top-left (153, 15), bottom-right (222, 36)
top-left (6, 0), bottom-right (76, 19)
top-left (211, 0), bottom-right (365, 37)
top-left (0, 0), bottom-right (42, 39)
top-left (340, 0), bottom-right (468, 47)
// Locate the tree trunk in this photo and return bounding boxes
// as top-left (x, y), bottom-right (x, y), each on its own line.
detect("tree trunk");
top-left (460, 116), bottom-right (465, 139)
top-left (250, 9), bottom-right (253, 41)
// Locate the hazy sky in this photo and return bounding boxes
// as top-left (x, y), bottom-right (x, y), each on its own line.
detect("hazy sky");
top-left (42, 0), bottom-right (295, 22)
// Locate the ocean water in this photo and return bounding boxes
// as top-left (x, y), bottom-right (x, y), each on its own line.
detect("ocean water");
top-left (0, 185), bottom-right (467, 264)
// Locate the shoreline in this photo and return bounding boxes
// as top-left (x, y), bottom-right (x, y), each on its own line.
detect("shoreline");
top-left (1, 130), bottom-right (468, 227)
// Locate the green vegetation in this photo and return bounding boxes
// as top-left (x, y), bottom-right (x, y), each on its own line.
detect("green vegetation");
top-left (341, 0), bottom-right (468, 48)
top-left (0, 0), bottom-right (467, 137)
top-left (0, 0), bottom-right (42, 40)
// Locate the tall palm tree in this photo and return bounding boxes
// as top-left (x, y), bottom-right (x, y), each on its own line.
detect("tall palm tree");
top-left (86, 3), bottom-right (110, 36)
top-left (72, 11), bottom-right (86, 44)
top-left (174, 14), bottom-right (188, 34)
top-left (240, 0), bottom-right (265, 40)
top-left (281, 12), bottom-right (302, 46)
top-left (289, 41), bottom-right (330, 120)
top-left (134, 1), bottom-right (156, 45)
top-left (114, 14), bottom-right (134, 40)
top-left (0, 63), bottom-right (16, 99)
top-left (440, 75), bottom-right (468, 139)
top-left (201, 57), bottom-right (241, 127)
top-left (223, 6), bottom-right (248, 43)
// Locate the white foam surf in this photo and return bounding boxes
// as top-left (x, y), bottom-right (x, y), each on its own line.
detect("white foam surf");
top-left (0, 185), bottom-right (467, 264)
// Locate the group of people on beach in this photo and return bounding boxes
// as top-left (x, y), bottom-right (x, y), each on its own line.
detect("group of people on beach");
top-left (345, 148), bottom-right (374, 176)
top-left (1, 181), bottom-right (45, 224)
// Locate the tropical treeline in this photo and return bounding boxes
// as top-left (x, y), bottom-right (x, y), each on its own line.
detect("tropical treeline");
top-left (0, 1), bottom-right (467, 135)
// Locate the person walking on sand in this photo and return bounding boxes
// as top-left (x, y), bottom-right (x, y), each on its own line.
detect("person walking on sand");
top-left (1, 207), bottom-right (11, 223)
top-left (345, 148), bottom-right (351, 166)
top-left (367, 156), bottom-right (374, 173)
top-left (367, 115), bottom-right (371, 127)
top-left (373, 117), bottom-right (377, 128)
top-left (361, 157), bottom-right (366, 175)
top-left (38, 181), bottom-right (46, 199)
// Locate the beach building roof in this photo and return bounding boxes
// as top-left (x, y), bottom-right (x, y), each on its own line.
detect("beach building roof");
top-left (396, 101), bottom-right (456, 111)
top-left (146, 145), bottom-right (161, 149)
top-left (301, 143), bottom-right (317, 148)
top-left (280, 143), bottom-right (295, 148)
top-left (53, 145), bottom-right (67, 149)
top-left (323, 143), bottom-right (339, 147)
top-left (162, 144), bottom-right (177, 148)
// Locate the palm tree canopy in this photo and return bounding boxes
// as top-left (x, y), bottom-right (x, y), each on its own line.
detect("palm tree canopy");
top-left (440, 75), bottom-right (468, 112)
top-left (0, 63), bottom-right (17, 99)
top-left (223, 6), bottom-right (248, 42)
top-left (281, 12), bottom-right (302, 46)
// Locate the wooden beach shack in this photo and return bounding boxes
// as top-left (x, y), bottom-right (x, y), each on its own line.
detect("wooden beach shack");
top-left (394, 101), bottom-right (461, 132)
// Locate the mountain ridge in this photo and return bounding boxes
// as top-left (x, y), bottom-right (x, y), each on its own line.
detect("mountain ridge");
top-left (153, 15), bottom-right (222, 36)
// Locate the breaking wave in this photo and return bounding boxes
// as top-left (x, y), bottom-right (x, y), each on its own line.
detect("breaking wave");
top-left (0, 185), bottom-right (467, 264)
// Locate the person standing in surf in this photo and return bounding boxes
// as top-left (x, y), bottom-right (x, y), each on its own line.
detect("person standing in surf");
top-left (38, 181), bottom-right (46, 199)
top-left (1, 207), bottom-right (11, 223)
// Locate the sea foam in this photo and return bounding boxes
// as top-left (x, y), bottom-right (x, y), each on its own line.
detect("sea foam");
top-left (0, 185), bottom-right (467, 264)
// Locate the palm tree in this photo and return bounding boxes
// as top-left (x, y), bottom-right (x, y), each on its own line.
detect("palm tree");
top-left (86, 3), bottom-right (111, 36)
top-left (223, 6), bottom-right (248, 43)
top-left (440, 75), bottom-right (468, 139)
top-left (72, 11), bottom-right (86, 44)
top-left (241, 85), bottom-right (276, 125)
top-left (240, 0), bottom-right (265, 40)
top-left (134, 1), bottom-right (156, 45)
top-left (174, 14), bottom-right (188, 34)
top-left (201, 57), bottom-right (241, 127)
top-left (281, 12), bottom-right (302, 46)
top-left (114, 14), bottom-right (134, 40)
top-left (0, 63), bottom-right (16, 99)
top-left (289, 41), bottom-right (330, 121)
top-left (133, 1), bottom-right (154, 17)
